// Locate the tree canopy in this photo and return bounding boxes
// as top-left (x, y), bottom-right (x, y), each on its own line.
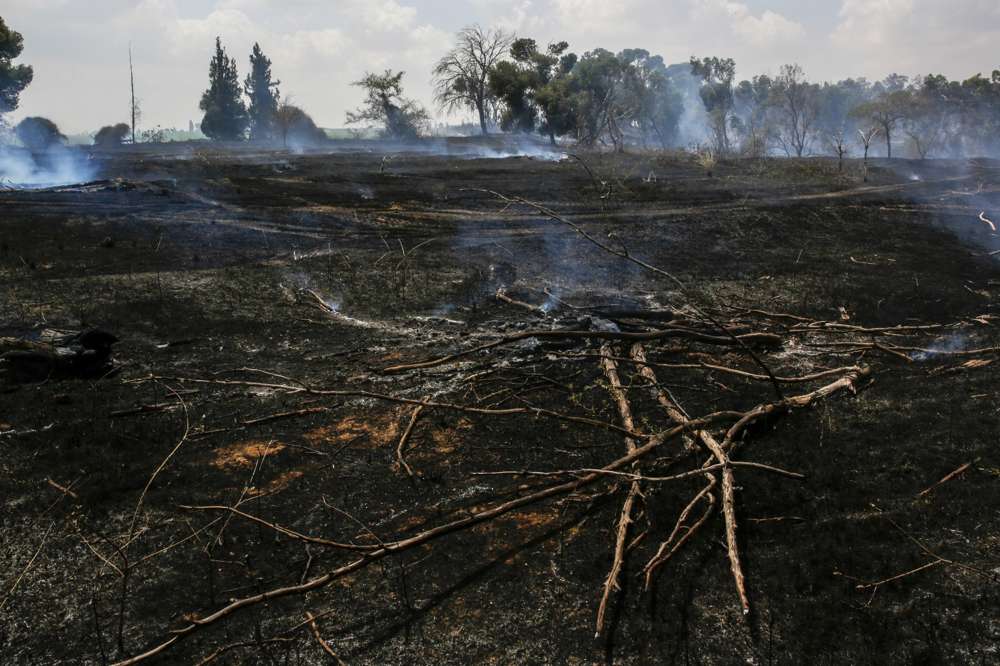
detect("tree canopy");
top-left (244, 43), bottom-right (280, 142)
top-left (0, 16), bottom-right (33, 115)
top-left (433, 25), bottom-right (512, 135)
top-left (346, 70), bottom-right (428, 140)
top-left (94, 123), bottom-right (131, 147)
top-left (199, 37), bottom-right (248, 141)
top-left (15, 116), bottom-right (64, 152)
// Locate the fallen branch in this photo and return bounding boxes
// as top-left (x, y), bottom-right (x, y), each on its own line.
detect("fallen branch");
top-left (395, 404), bottom-right (425, 477)
top-left (115, 367), bottom-right (871, 664)
top-left (700, 435), bottom-right (750, 615)
top-left (382, 327), bottom-right (782, 374)
top-left (595, 344), bottom-right (642, 637)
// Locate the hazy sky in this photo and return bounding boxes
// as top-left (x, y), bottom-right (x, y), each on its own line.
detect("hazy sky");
top-left (4, 0), bottom-right (999, 133)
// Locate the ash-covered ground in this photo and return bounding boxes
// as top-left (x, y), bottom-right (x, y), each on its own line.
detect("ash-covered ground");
top-left (1, 142), bottom-right (998, 665)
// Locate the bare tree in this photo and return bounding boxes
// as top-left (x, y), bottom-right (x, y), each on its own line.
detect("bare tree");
top-left (826, 129), bottom-right (850, 172)
top-left (857, 126), bottom-right (880, 181)
top-left (433, 25), bottom-right (513, 135)
top-left (771, 64), bottom-right (818, 157)
top-left (852, 90), bottom-right (909, 158)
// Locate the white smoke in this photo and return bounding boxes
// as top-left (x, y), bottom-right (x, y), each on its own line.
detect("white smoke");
top-left (0, 145), bottom-right (96, 189)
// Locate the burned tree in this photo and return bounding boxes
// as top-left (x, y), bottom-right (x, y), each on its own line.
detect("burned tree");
top-left (826, 128), bottom-right (850, 172)
top-left (433, 25), bottom-right (512, 135)
top-left (14, 117), bottom-right (64, 152)
top-left (852, 89), bottom-right (909, 159)
top-left (857, 126), bottom-right (880, 181)
top-left (347, 70), bottom-right (428, 140)
top-left (199, 37), bottom-right (248, 141)
top-left (273, 101), bottom-right (326, 148)
top-left (771, 64), bottom-right (818, 157)
top-left (94, 123), bottom-right (131, 147)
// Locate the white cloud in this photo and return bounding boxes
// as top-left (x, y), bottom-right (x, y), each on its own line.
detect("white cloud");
top-left (830, 0), bottom-right (1000, 78)
top-left (694, 1), bottom-right (806, 48)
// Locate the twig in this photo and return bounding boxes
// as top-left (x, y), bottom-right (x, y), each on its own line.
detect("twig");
top-left (127, 384), bottom-right (191, 540)
top-left (305, 612), bottom-right (348, 665)
top-left (0, 520), bottom-right (57, 612)
top-left (242, 406), bottom-right (328, 426)
top-left (395, 404), bottom-right (424, 477)
top-left (917, 462), bottom-right (972, 497)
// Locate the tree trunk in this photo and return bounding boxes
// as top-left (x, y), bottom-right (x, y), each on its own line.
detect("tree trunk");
top-left (548, 131), bottom-right (556, 147)
top-left (478, 100), bottom-right (488, 136)
top-left (885, 126), bottom-right (892, 159)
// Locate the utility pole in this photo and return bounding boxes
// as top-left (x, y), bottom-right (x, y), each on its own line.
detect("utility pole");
top-left (130, 43), bottom-right (137, 144)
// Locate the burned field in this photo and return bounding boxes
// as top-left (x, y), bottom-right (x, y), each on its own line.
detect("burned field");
top-left (1, 145), bottom-right (999, 664)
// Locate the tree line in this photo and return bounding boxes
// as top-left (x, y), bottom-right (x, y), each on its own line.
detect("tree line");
top-left (433, 27), bottom-right (1000, 160)
top-left (2, 13), bottom-right (1000, 159)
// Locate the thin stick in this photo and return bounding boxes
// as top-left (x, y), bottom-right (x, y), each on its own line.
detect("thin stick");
top-left (305, 612), bottom-right (348, 665)
top-left (917, 462), bottom-right (972, 497)
top-left (643, 479), bottom-right (717, 588)
top-left (395, 405), bottom-right (424, 477)
top-left (127, 385), bottom-right (191, 540)
top-left (0, 520), bottom-right (56, 612)
top-left (854, 559), bottom-right (945, 590)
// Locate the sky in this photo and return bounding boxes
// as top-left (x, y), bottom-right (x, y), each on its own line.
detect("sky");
top-left (3, 0), bottom-right (999, 134)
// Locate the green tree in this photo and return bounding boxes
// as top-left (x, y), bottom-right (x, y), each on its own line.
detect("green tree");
top-left (346, 70), bottom-right (428, 140)
top-left (568, 49), bottom-right (627, 150)
top-left (617, 49), bottom-right (683, 149)
top-left (0, 16), bottom-right (33, 115)
top-left (244, 43), bottom-right (280, 142)
top-left (199, 37), bottom-right (248, 141)
top-left (690, 56), bottom-right (737, 153)
top-left (488, 39), bottom-right (575, 141)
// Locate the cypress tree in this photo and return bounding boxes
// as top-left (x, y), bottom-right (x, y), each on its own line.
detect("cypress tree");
top-left (244, 43), bottom-right (280, 142)
top-left (199, 37), bottom-right (248, 141)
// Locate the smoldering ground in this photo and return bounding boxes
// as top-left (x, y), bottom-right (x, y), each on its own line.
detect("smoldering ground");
top-left (1, 145), bottom-right (998, 665)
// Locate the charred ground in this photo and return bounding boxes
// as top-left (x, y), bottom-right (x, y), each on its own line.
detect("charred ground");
top-left (1, 143), bottom-right (998, 665)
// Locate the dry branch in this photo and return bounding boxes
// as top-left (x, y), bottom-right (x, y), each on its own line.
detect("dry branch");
top-left (382, 328), bottom-right (781, 374)
top-left (595, 344), bottom-right (642, 637)
top-left (116, 363), bottom-right (870, 663)
top-left (306, 611), bottom-right (349, 665)
top-left (395, 404), bottom-right (425, 477)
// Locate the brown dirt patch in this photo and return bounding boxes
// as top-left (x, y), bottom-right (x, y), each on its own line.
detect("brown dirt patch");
top-left (303, 410), bottom-right (402, 449)
top-left (212, 439), bottom-right (285, 469)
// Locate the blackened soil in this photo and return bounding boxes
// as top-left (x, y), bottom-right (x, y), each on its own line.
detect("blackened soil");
top-left (1, 143), bottom-right (998, 665)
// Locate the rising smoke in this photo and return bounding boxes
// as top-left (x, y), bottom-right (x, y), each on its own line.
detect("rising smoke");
top-left (0, 144), bottom-right (95, 188)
